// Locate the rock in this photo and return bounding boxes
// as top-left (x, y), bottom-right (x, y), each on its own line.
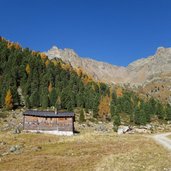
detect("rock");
top-left (9, 146), bottom-right (17, 152)
top-left (117, 126), bottom-right (130, 135)
top-left (81, 124), bottom-right (86, 128)
top-left (139, 124), bottom-right (153, 130)
top-left (95, 124), bottom-right (108, 132)
top-left (12, 127), bottom-right (21, 134)
top-left (32, 146), bottom-right (42, 151)
top-left (86, 121), bottom-right (95, 127)
top-left (145, 124), bottom-right (152, 130)
top-left (167, 121), bottom-right (171, 124)
top-left (9, 145), bottom-right (21, 153)
top-left (0, 141), bottom-right (6, 145)
top-left (134, 128), bottom-right (151, 134)
top-left (1, 152), bottom-right (9, 156)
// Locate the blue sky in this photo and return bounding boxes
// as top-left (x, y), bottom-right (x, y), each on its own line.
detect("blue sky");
top-left (1, 0), bottom-right (171, 66)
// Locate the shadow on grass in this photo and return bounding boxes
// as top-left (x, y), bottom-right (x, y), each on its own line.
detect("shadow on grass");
top-left (74, 130), bottom-right (80, 134)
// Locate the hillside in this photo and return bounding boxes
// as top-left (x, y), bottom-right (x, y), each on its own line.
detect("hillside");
top-left (0, 37), bottom-right (171, 126)
top-left (0, 37), bottom-right (102, 114)
top-left (46, 46), bottom-right (171, 104)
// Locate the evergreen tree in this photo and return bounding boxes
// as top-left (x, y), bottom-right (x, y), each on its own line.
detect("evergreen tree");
top-left (166, 104), bottom-right (171, 121)
top-left (29, 91), bottom-right (39, 107)
top-left (134, 107), bottom-right (147, 125)
top-left (56, 96), bottom-right (61, 111)
top-left (148, 98), bottom-right (157, 115)
top-left (92, 95), bottom-right (99, 118)
top-left (25, 95), bottom-right (31, 108)
top-left (113, 113), bottom-right (121, 126)
top-left (49, 88), bottom-right (57, 107)
top-left (111, 91), bottom-right (117, 105)
top-left (79, 108), bottom-right (85, 123)
top-left (140, 101), bottom-right (151, 122)
top-left (41, 94), bottom-right (49, 108)
top-left (156, 102), bottom-right (164, 119)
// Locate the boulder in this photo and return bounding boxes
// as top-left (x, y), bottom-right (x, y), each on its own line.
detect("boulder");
top-left (145, 124), bottom-right (152, 130)
top-left (9, 145), bottom-right (21, 153)
top-left (117, 126), bottom-right (130, 135)
top-left (12, 127), bottom-right (21, 134)
top-left (9, 146), bottom-right (17, 153)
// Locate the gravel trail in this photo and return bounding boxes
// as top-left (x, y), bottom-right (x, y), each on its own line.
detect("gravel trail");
top-left (153, 132), bottom-right (171, 150)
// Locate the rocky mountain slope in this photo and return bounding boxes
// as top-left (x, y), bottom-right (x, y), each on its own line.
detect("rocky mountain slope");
top-left (45, 46), bottom-right (171, 103)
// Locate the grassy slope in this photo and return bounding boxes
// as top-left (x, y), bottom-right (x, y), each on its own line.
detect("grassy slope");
top-left (0, 131), bottom-right (171, 171)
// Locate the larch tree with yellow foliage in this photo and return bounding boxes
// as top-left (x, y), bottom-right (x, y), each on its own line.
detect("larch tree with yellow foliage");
top-left (25, 64), bottom-right (31, 75)
top-left (48, 82), bottom-right (53, 93)
top-left (5, 89), bottom-right (13, 110)
top-left (98, 95), bottom-right (110, 119)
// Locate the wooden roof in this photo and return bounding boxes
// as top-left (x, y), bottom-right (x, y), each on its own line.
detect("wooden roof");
top-left (23, 110), bottom-right (74, 117)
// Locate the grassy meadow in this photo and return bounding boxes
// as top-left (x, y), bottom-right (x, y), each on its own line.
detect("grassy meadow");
top-left (0, 131), bottom-right (171, 171)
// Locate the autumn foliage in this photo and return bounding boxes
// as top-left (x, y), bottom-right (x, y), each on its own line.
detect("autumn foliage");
top-left (48, 82), bottom-right (53, 93)
top-left (40, 53), bottom-right (47, 60)
top-left (45, 59), bottom-right (50, 66)
top-left (98, 95), bottom-right (110, 118)
top-left (116, 87), bottom-right (123, 97)
top-left (25, 64), bottom-right (31, 75)
top-left (5, 89), bottom-right (13, 109)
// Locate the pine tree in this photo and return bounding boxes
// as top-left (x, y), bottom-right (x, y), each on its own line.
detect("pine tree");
top-left (92, 95), bottom-right (99, 118)
top-left (41, 94), bottom-right (49, 108)
top-left (79, 108), bottom-right (85, 123)
top-left (134, 107), bottom-right (147, 125)
top-left (166, 104), bottom-right (171, 121)
top-left (113, 112), bottom-right (121, 132)
top-left (113, 113), bottom-right (121, 126)
top-left (156, 102), bottom-right (164, 119)
top-left (5, 89), bottom-right (13, 109)
top-left (25, 95), bottom-right (31, 108)
top-left (134, 106), bottom-right (140, 125)
top-left (56, 96), bottom-right (61, 111)
top-left (49, 88), bottom-right (57, 107)
top-left (29, 91), bottom-right (39, 107)
top-left (111, 91), bottom-right (117, 102)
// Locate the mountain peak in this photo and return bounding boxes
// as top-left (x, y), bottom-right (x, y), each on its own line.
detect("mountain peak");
top-left (51, 45), bottom-right (59, 50)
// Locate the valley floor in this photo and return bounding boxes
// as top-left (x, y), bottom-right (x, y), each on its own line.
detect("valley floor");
top-left (0, 131), bottom-right (171, 171)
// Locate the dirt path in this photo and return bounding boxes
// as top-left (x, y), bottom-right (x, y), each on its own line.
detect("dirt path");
top-left (153, 132), bottom-right (171, 151)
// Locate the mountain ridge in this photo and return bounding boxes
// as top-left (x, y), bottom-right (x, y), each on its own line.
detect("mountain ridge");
top-left (45, 46), bottom-right (171, 85)
top-left (45, 45), bottom-right (171, 104)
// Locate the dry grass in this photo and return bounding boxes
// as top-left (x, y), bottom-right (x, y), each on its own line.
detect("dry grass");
top-left (0, 131), bottom-right (171, 171)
